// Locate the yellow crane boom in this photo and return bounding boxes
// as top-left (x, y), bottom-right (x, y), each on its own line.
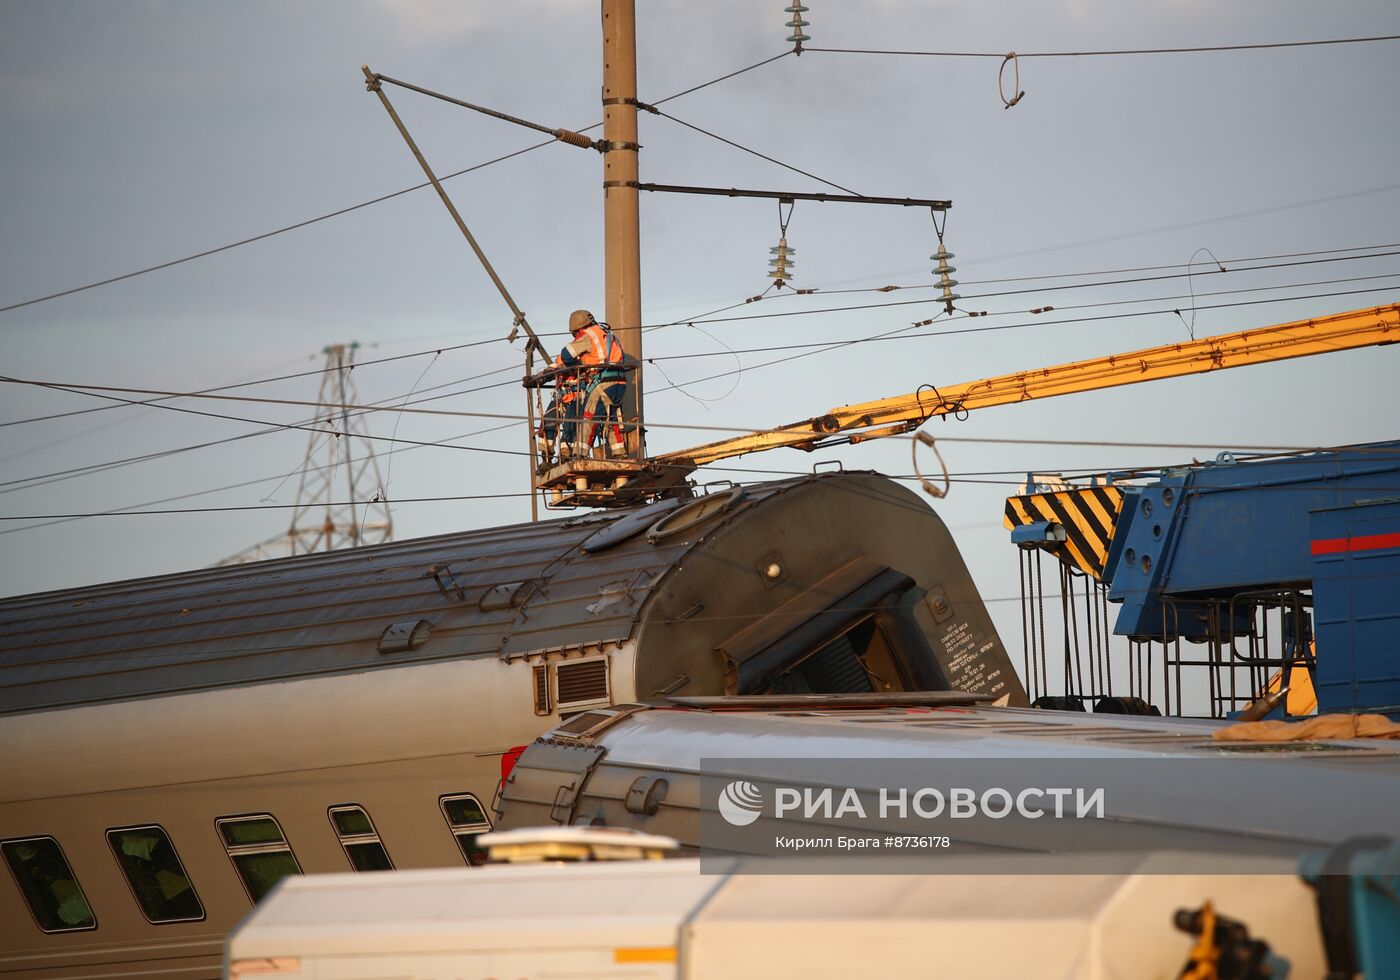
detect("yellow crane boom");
top-left (656, 302), bottom-right (1400, 469)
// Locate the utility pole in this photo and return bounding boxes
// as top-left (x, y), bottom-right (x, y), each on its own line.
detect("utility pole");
top-left (601, 0), bottom-right (645, 457)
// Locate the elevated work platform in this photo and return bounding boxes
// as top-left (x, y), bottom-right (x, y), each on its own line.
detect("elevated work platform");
top-left (534, 456), bottom-right (693, 508)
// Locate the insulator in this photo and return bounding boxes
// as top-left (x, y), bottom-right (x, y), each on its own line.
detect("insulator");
top-left (786, 18), bottom-right (810, 28)
top-left (785, 3), bottom-right (810, 12)
top-left (932, 242), bottom-right (958, 309)
top-left (768, 236), bottom-right (796, 282)
top-left (788, 31), bottom-right (811, 42)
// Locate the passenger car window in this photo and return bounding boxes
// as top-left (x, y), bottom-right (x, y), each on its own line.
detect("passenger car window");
top-left (215, 815), bottom-right (302, 904)
top-left (106, 826), bottom-right (204, 923)
top-left (439, 794), bottom-right (492, 866)
top-left (1, 836), bottom-right (96, 932)
top-left (327, 805), bottom-right (393, 872)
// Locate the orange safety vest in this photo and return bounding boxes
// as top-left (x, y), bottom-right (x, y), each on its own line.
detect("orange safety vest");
top-left (575, 324), bottom-right (625, 379)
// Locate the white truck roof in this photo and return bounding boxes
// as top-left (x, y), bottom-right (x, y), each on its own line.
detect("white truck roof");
top-left (227, 853), bottom-right (1323, 978)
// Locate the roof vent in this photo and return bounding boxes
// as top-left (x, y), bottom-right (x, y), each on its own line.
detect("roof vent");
top-left (646, 487), bottom-right (746, 544)
top-left (556, 659), bottom-right (610, 707)
top-left (580, 497), bottom-right (682, 553)
top-left (378, 619), bottom-right (432, 654)
top-left (480, 581), bottom-right (528, 612)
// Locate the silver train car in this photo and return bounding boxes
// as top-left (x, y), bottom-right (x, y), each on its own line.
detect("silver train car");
top-left (0, 472), bottom-right (1023, 978)
top-left (496, 698), bottom-right (1400, 858)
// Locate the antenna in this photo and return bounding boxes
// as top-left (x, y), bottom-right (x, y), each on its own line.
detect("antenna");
top-left (216, 343), bottom-right (393, 565)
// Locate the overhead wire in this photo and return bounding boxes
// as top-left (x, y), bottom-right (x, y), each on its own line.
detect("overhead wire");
top-left (0, 420), bottom-right (523, 538)
top-left (11, 465), bottom-right (1400, 523)
top-left (0, 334), bottom-right (512, 430)
top-left (1, 422), bottom-right (1335, 538)
top-left (0, 349), bottom-right (324, 461)
top-left (804, 34), bottom-right (1400, 59)
top-left (669, 240), bottom-right (1400, 306)
top-left (650, 107), bottom-right (860, 195)
top-left (669, 249), bottom-right (1400, 327)
top-left (7, 239), bottom-right (1391, 435)
top-left (0, 492), bottom-right (535, 521)
top-left (0, 367), bottom-right (531, 496)
top-left (971, 183), bottom-right (1400, 265)
top-left (646, 284), bottom-right (1400, 397)
top-left (5, 272), bottom-right (1396, 486)
top-left (4, 244), bottom-right (1393, 498)
top-left (0, 50), bottom-right (793, 317)
top-left (9, 280), bottom-right (1380, 504)
top-left (653, 271), bottom-right (1400, 362)
top-left (0, 378), bottom-right (534, 460)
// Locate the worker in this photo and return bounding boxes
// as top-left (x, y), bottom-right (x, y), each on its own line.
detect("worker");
top-left (557, 309), bottom-right (627, 456)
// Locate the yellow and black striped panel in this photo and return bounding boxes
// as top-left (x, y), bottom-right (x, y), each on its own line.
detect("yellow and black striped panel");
top-left (1003, 486), bottom-right (1125, 579)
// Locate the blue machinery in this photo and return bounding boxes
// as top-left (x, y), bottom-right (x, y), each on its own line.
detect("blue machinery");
top-left (1008, 440), bottom-right (1400, 718)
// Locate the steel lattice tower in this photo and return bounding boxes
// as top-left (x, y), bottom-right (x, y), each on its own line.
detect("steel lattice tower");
top-left (217, 343), bottom-right (393, 565)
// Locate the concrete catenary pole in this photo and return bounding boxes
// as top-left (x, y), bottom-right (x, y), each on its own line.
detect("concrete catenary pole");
top-left (601, 0), bottom-right (645, 457)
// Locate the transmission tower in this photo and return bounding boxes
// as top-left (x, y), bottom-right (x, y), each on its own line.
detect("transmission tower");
top-left (217, 343), bottom-right (393, 565)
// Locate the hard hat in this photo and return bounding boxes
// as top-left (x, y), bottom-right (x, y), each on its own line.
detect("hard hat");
top-left (569, 309), bottom-right (596, 333)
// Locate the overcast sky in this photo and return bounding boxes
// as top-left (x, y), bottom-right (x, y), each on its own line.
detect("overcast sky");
top-left (2, 1), bottom-right (1398, 686)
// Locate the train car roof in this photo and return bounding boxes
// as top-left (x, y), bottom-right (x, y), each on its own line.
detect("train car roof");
top-left (0, 473), bottom-right (903, 716)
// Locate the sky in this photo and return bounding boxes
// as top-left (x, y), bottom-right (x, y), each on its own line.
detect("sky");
top-left (2, 1), bottom-right (1398, 703)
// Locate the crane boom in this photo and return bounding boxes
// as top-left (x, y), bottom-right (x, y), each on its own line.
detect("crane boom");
top-left (657, 302), bottom-right (1399, 469)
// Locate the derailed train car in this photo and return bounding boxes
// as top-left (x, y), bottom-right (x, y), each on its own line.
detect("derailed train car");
top-left (0, 471), bottom-right (1023, 978)
top-left (495, 697), bottom-right (1400, 856)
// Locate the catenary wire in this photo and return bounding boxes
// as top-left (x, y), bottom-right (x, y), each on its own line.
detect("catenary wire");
top-left (8, 238), bottom-right (1392, 433)
top-left (672, 251), bottom-right (1400, 327)
top-left (6, 277), bottom-right (1396, 477)
top-left (11, 473), bottom-right (1400, 523)
top-left (646, 284), bottom-right (1400, 397)
top-left (650, 108), bottom-right (859, 195)
top-left (804, 34), bottom-right (1400, 59)
top-left (0, 51), bottom-right (793, 317)
top-left (5, 260), bottom-right (1395, 495)
top-left (651, 272), bottom-right (1400, 362)
top-left (0, 353), bottom-right (529, 494)
top-left (0, 335), bottom-right (513, 429)
top-left (0, 421), bottom-right (521, 538)
top-left (682, 240), bottom-right (1400, 303)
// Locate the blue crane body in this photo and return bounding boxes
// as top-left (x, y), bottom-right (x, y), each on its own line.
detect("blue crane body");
top-left (1009, 440), bottom-right (1400, 716)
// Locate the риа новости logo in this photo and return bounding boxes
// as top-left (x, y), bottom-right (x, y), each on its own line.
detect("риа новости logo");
top-left (717, 780), bottom-right (764, 826)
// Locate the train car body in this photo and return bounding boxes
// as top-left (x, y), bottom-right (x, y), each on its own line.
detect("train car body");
top-left (0, 472), bottom-right (1022, 978)
top-left (496, 699), bottom-right (1400, 857)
